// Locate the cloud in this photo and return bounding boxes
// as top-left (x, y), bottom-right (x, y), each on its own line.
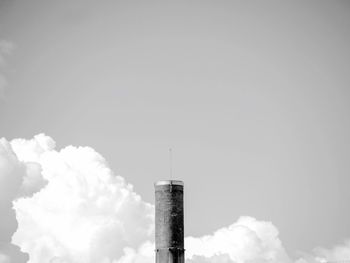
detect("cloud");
top-left (113, 242), bottom-right (154, 263)
top-left (115, 219), bottom-right (350, 263)
top-left (295, 240), bottom-right (350, 263)
top-left (314, 240), bottom-right (350, 261)
top-left (0, 40), bottom-right (14, 65)
top-left (0, 40), bottom-right (14, 95)
top-left (0, 135), bottom-right (47, 263)
top-left (112, 216), bottom-right (293, 263)
top-left (185, 216), bottom-right (292, 263)
top-left (0, 134), bottom-right (349, 263)
top-left (11, 136), bottom-right (154, 263)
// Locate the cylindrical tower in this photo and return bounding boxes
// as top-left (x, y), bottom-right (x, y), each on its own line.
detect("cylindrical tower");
top-left (155, 180), bottom-right (184, 263)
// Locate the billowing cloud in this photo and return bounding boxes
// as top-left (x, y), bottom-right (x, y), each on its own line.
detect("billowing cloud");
top-left (0, 134), bottom-right (349, 263)
top-left (114, 242), bottom-right (154, 263)
top-left (112, 216), bottom-right (293, 263)
top-left (11, 135), bottom-right (154, 263)
top-left (0, 135), bottom-right (47, 263)
top-left (295, 240), bottom-right (350, 263)
top-left (185, 216), bottom-right (292, 263)
top-left (313, 240), bottom-right (350, 262)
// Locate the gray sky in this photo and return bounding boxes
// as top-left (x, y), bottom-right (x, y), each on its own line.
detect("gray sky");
top-left (1, 0), bottom-right (350, 257)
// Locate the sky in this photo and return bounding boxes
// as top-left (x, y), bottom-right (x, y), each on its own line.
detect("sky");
top-left (0, 1), bottom-right (350, 262)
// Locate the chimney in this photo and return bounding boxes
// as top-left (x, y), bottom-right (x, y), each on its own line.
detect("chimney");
top-left (155, 180), bottom-right (185, 263)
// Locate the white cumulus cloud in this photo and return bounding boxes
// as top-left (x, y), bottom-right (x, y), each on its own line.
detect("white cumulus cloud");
top-left (0, 134), bottom-right (349, 263)
top-left (12, 136), bottom-right (154, 263)
top-left (296, 240), bottom-right (350, 263)
top-left (0, 135), bottom-right (47, 263)
top-left (314, 240), bottom-right (350, 261)
top-left (185, 216), bottom-right (292, 263)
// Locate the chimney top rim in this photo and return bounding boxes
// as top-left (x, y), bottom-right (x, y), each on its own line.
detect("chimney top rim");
top-left (154, 180), bottom-right (184, 186)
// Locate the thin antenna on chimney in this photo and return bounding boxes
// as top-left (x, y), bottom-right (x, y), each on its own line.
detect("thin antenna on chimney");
top-left (169, 148), bottom-right (172, 180)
